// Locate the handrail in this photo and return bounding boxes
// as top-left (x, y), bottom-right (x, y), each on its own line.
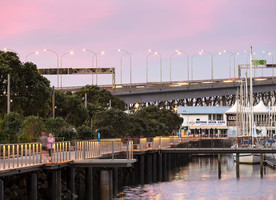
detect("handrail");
top-left (0, 140), bottom-right (133, 171)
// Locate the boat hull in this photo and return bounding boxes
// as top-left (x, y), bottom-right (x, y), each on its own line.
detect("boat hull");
top-left (233, 153), bottom-right (260, 164)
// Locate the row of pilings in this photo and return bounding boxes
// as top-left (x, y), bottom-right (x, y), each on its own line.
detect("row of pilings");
top-left (0, 152), bottom-right (192, 200)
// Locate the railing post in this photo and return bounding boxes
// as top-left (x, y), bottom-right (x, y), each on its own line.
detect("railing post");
top-left (112, 141), bottom-right (114, 160)
top-left (69, 142), bottom-right (71, 160)
top-left (75, 142), bottom-right (78, 159)
top-left (3, 145), bottom-right (5, 169)
top-left (83, 142), bottom-right (86, 159)
top-left (127, 140), bottom-right (129, 160)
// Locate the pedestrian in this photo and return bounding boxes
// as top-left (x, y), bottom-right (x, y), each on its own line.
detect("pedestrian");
top-left (40, 131), bottom-right (48, 162)
top-left (47, 133), bottom-right (55, 162)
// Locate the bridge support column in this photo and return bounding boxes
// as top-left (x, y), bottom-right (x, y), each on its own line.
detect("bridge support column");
top-left (167, 154), bottom-right (171, 171)
top-left (27, 173), bottom-right (37, 200)
top-left (139, 155), bottom-right (145, 184)
top-left (162, 153), bottom-right (168, 181)
top-left (146, 154), bottom-right (153, 183)
top-left (158, 152), bottom-right (162, 181)
top-left (218, 154), bottom-right (221, 179)
top-left (49, 170), bottom-right (58, 200)
top-left (0, 180), bottom-right (4, 200)
top-left (260, 153), bottom-right (264, 178)
top-left (68, 167), bottom-right (75, 194)
top-left (57, 170), bottom-right (61, 199)
top-left (113, 168), bottom-right (118, 194)
top-left (236, 153), bottom-right (240, 179)
top-left (100, 170), bottom-right (113, 200)
top-left (153, 153), bottom-right (157, 182)
top-left (85, 167), bottom-right (93, 200)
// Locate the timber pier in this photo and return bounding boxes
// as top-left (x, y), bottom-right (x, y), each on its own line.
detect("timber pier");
top-left (1, 136), bottom-right (276, 199)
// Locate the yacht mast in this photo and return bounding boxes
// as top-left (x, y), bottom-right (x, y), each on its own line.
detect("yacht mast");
top-left (249, 46), bottom-right (254, 144)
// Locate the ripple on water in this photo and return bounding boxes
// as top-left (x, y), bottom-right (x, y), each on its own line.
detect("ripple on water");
top-left (114, 156), bottom-right (276, 200)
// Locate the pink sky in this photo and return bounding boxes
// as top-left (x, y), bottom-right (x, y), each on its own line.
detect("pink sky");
top-left (1, 0), bottom-right (276, 86)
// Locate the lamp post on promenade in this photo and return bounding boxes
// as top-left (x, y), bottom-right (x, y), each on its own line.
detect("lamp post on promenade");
top-left (176, 50), bottom-right (189, 81)
top-left (146, 49), bottom-right (162, 83)
top-left (83, 49), bottom-right (104, 85)
top-left (60, 51), bottom-right (74, 88)
top-left (118, 49), bottom-right (132, 87)
top-left (25, 51), bottom-right (39, 62)
top-left (44, 49), bottom-right (59, 87)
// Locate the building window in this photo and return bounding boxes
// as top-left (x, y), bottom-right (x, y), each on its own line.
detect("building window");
top-left (217, 114), bottom-right (222, 120)
top-left (208, 114), bottom-right (212, 120)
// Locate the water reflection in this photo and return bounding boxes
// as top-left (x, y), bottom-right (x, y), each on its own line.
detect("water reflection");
top-left (114, 155), bottom-right (276, 200)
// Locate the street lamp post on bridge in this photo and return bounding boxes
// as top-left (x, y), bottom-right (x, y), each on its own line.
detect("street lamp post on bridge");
top-left (263, 50), bottom-right (274, 78)
top-left (60, 51), bottom-right (74, 88)
top-left (191, 52), bottom-right (201, 81)
top-left (222, 50), bottom-right (236, 79)
top-left (25, 51), bottom-right (39, 62)
top-left (44, 49), bottom-right (59, 87)
top-left (146, 49), bottom-right (162, 84)
top-left (199, 50), bottom-right (214, 80)
top-left (83, 49), bottom-right (104, 85)
top-left (118, 49), bottom-right (132, 87)
top-left (176, 50), bottom-right (189, 82)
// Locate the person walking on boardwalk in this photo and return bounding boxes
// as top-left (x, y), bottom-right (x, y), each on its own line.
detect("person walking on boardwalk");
top-left (47, 133), bottom-right (55, 162)
top-left (40, 131), bottom-right (48, 162)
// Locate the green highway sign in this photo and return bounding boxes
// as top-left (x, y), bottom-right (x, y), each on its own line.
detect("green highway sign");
top-left (252, 60), bottom-right (266, 65)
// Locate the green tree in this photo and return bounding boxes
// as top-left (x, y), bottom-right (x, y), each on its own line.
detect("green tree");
top-left (55, 91), bottom-right (88, 126)
top-left (77, 125), bottom-right (95, 140)
top-left (94, 109), bottom-right (131, 138)
top-left (134, 106), bottom-right (183, 135)
top-left (0, 51), bottom-right (51, 117)
top-left (1, 112), bottom-right (23, 143)
top-left (59, 127), bottom-right (77, 141)
top-left (22, 115), bottom-right (45, 141)
top-left (44, 117), bottom-right (66, 136)
top-left (76, 85), bottom-right (125, 118)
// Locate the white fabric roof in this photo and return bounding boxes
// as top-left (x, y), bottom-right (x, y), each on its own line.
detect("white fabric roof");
top-left (225, 100), bottom-right (268, 114)
top-left (252, 100), bottom-right (268, 113)
top-left (225, 101), bottom-right (241, 114)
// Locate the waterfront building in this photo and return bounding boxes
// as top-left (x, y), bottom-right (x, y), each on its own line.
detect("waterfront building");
top-left (177, 106), bottom-right (230, 137)
top-left (177, 100), bottom-right (275, 138)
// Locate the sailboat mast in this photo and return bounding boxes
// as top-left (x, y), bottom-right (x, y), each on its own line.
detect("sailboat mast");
top-left (249, 46), bottom-right (254, 143)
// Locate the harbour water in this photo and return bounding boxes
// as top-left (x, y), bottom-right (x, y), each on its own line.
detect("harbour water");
top-left (114, 155), bottom-right (276, 200)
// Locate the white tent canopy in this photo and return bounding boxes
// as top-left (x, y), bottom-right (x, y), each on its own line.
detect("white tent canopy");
top-left (252, 100), bottom-right (268, 113)
top-left (225, 100), bottom-right (268, 114)
top-left (225, 100), bottom-right (241, 114)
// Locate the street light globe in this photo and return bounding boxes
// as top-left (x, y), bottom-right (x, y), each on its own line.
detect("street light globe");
top-left (43, 48), bottom-right (47, 52)
top-left (118, 49), bottom-right (121, 52)
top-left (268, 52), bottom-right (272, 56)
top-left (135, 103), bottom-right (139, 109)
top-left (3, 48), bottom-right (8, 51)
top-left (236, 52), bottom-right (240, 55)
top-left (148, 49), bottom-right (152, 53)
top-left (100, 51), bottom-right (104, 55)
top-left (154, 52), bottom-right (158, 55)
top-left (70, 51), bottom-right (74, 55)
top-left (218, 52), bottom-right (222, 55)
top-left (82, 48), bottom-right (86, 52)
top-left (35, 51), bottom-right (39, 55)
